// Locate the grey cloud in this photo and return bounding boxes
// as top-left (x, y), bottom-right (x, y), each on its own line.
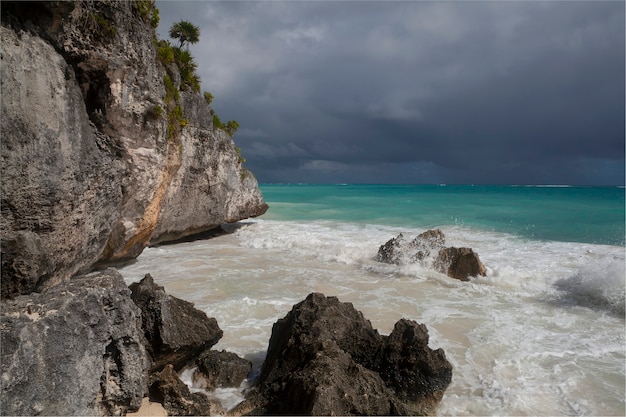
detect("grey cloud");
top-left (156, 0), bottom-right (624, 185)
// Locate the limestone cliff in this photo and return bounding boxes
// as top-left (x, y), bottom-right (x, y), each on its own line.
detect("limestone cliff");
top-left (1, 1), bottom-right (268, 298)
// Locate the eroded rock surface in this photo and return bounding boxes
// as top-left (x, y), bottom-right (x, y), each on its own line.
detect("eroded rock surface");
top-left (149, 364), bottom-right (224, 416)
top-left (1, 0), bottom-right (267, 299)
top-left (245, 292), bottom-right (452, 416)
top-left (377, 229), bottom-right (446, 265)
top-left (0, 269), bottom-right (148, 416)
top-left (435, 247), bottom-right (487, 281)
top-left (193, 350), bottom-right (252, 390)
top-left (377, 229), bottom-right (487, 280)
top-left (0, 23), bottom-right (124, 297)
top-left (129, 273), bottom-right (223, 371)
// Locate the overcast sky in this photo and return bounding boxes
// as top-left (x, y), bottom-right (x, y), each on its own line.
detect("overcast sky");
top-left (156, 0), bottom-right (625, 185)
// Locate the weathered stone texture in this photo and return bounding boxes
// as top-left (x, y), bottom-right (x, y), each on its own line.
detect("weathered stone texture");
top-left (193, 350), bottom-right (252, 390)
top-left (0, 269), bottom-right (148, 416)
top-left (377, 229), bottom-right (487, 280)
top-left (148, 364), bottom-right (225, 416)
top-left (0, 24), bottom-right (124, 297)
top-left (435, 246), bottom-right (487, 281)
top-left (248, 292), bottom-right (452, 416)
top-left (129, 274), bottom-right (223, 372)
top-left (1, 1), bottom-right (267, 298)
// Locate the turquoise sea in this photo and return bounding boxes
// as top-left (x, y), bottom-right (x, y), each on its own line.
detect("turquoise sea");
top-left (121, 183), bottom-right (625, 415)
top-left (260, 184), bottom-right (625, 246)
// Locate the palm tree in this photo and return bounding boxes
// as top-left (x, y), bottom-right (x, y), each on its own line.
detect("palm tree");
top-left (169, 20), bottom-right (200, 49)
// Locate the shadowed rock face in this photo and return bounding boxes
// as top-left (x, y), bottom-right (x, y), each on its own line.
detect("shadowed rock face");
top-left (148, 364), bottom-right (225, 416)
top-left (247, 292), bottom-right (452, 416)
top-left (0, 0), bottom-right (267, 299)
top-left (193, 350), bottom-right (252, 390)
top-left (129, 274), bottom-right (223, 372)
top-left (0, 269), bottom-right (148, 416)
top-left (435, 246), bottom-right (487, 281)
top-left (379, 319), bottom-right (454, 414)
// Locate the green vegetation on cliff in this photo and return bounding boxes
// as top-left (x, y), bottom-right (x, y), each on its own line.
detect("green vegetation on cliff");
top-left (148, 14), bottom-right (245, 167)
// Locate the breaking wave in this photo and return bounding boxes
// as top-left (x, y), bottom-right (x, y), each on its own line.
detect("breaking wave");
top-left (554, 256), bottom-right (625, 315)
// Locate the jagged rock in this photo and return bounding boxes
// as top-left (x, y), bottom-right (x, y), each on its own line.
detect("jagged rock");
top-left (413, 228), bottom-right (446, 249)
top-left (129, 274), bottom-right (223, 371)
top-left (193, 350), bottom-right (252, 390)
top-left (260, 293), bottom-right (382, 384)
top-left (377, 233), bottom-right (406, 264)
top-left (0, 269), bottom-right (148, 416)
top-left (251, 292), bottom-right (452, 416)
top-left (435, 247), bottom-right (487, 281)
top-left (149, 364), bottom-right (225, 416)
top-left (252, 339), bottom-right (409, 415)
top-left (1, 0), bottom-right (267, 298)
top-left (408, 228), bottom-right (447, 262)
top-left (378, 319), bottom-right (453, 415)
top-left (0, 22), bottom-right (124, 298)
top-left (377, 229), bottom-right (446, 265)
top-left (377, 229), bottom-right (487, 281)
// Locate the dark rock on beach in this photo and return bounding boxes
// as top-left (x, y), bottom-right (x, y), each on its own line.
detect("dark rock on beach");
top-left (244, 292), bottom-right (452, 416)
top-left (129, 273), bottom-right (223, 372)
top-left (435, 247), bottom-right (487, 281)
top-left (193, 350), bottom-right (252, 390)
top-left (377, 233), bottom-right (407, 265)
top-left (379, 319), bottom-right (454, 414)
top-left (0, 269), bottom-right (148, 416)
top-left (149, 364), bottom-right (225, 416)
top-left (1, 272), bottom-right (454, 416)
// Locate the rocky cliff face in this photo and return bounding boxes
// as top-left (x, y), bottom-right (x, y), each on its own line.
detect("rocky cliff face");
top-left (0, 1), bottom-right (267, 298)
top-left (0, 269), bottom-right (148, 416)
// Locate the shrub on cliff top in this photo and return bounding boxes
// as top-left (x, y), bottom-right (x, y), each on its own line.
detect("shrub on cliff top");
top-left (137, 0), bottom-right (160, 29)
top-left (173, 48), bottom-right (200, 92)
top-left (203, 91), bottom-right (214, 106)
top-left (225, 120), bottom-right (240, 136)
top-left (169, 20), bottom-right (200, 50)
top-left (156, 40), bottom-right (175, 66)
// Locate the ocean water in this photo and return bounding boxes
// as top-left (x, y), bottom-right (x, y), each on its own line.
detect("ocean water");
top-left (120, 184), bottom-right (625, 415)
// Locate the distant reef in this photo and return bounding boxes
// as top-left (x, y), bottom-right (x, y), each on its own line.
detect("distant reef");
top-left (0, 0), bottom-right (267, 299)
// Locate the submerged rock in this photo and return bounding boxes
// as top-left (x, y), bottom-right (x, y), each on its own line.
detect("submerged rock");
top-left (245, 292), bottom-right (452, 416)
top-left (0, 269), bottom-right (148, 416)
top-left (129, 274), bottom-right (223, 372)
top-left (435, 247), bottom-right (487, 281)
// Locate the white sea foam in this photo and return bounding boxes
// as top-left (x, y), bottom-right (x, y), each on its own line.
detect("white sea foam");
top-left (179, 367), bottom-right (247, 411)
top-left (120, 219), bottom-right (625, 415)
top-left (554, 256), bottom-right (625, 315)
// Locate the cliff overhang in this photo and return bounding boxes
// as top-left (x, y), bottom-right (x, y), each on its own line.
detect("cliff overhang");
top-left (0, 0), bottom-right (267, 299)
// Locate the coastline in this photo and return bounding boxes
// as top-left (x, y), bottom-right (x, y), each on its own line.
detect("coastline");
top-left (119, 215), bottom-right (625, 415)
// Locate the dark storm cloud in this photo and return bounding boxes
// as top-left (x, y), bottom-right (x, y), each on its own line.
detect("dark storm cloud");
top-left (156, 0), bottom-right (625, 185)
